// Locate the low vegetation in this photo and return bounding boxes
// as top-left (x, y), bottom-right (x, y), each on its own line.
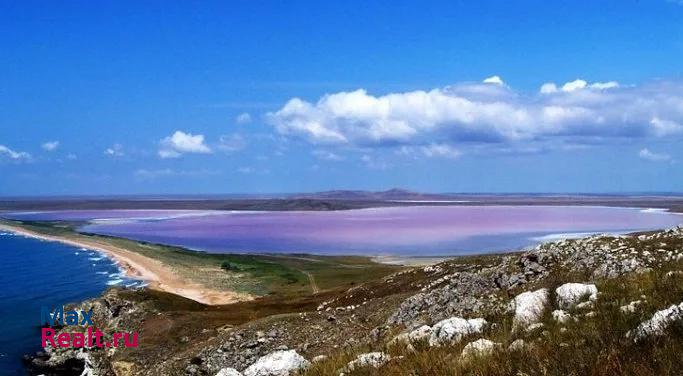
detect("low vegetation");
top-left (305, 260), bottom-right (683, 376)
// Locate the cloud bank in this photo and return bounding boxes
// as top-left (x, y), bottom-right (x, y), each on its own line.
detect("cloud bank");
top-left (266, 78), bottom-right (683, 150)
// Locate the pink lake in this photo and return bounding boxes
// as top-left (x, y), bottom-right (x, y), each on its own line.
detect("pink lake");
top-left (5, 206), bottom-right (682, 256)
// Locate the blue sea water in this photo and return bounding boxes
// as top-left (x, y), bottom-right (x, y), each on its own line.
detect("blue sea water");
top-left (0, 232), bottom-right (142, 375)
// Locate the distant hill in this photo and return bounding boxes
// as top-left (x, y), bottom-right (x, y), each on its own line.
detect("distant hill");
top-left (294, 188), bottom-right (451, 201)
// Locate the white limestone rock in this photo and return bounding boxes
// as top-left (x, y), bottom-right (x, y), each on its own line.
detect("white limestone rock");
top-left (552, 309), bottom-right (571, 323)
top-left (461, 339), bottom-right (499, 359)
top-left (343, 352), bottom-right (391, 371)
top-left (628, 302), bottom-right (683, 341)
top-left (216, 368), bottom-right (243, 376)
top-left (389, 325), bottom-right (432, 345)
top-left (555, 283), bottom-right (598, 309)
top-left (510, 288), bottom-right (549, 329)
top-left (243, 350), bottom-right (310, 376)
top-left (429, 317), bottom-right (487, 346)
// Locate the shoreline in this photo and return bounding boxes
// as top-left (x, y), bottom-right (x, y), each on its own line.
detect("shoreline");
top-left (0, 223), bottom-right (253, 305)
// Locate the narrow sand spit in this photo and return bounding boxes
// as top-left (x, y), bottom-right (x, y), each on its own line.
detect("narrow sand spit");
top-left (0, 223), bottom-right (253, 305)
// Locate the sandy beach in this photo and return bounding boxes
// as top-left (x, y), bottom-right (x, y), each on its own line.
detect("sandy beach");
top-left (0, 223), bottom-right (252, 305)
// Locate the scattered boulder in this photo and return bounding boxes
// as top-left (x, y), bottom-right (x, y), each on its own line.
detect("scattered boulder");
top-left (555, 283), bottom-right (598, 309)
top-left (243, 350), bottom-right (310, 376)
top-left (389, 325), bottom-right (432, 345)
top-left (429, 317), bottom-right (487, 346)
top-left (342, 352), bottom-right (391, 372)
top-left (510, 288), bottom-right (549, 329)
top-left (461, 339), bottom-right (499, 359)
top-left (627, 302), bottom-right (683, 341)
top-left (216, 368), bottom-right (242, 376)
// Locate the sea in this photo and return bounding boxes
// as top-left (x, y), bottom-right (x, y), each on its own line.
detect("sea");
top-left (0, 232), bottom-right (143, 375)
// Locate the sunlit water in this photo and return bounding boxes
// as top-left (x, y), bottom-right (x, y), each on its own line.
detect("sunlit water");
top-left (0, 233), bottom-right (142, 374)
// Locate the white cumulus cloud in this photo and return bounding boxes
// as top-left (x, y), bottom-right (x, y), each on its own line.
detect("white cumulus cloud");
top-left (41, 141), bottom-right (59, 151)
top-left (267, 78), bottom-right (683, 150)
top-left (159, 131), bottom-right (212, 158)
top-left (639, 148), bottom-right (672, 162)
top-left (482, 75), bottom-right (505, 85)
top-left (541, 79), bottom-right (619, 94)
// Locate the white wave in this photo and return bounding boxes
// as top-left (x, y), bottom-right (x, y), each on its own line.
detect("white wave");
top-left (88, 256), bottom-right (104, 261)
top-left (107, 279), bottom-right (124, 286)
top-left (96, 271), bottom-right (108, 275)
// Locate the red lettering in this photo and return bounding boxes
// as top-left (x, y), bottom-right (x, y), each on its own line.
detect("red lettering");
top-left (124, 332), bottom-right (138, 347)
top-left (73, 332), bottom-right (85, 347)
top-left (57, 333), bottom-right (71, 348)
top-left (41, 328), bottom-right (56, 347)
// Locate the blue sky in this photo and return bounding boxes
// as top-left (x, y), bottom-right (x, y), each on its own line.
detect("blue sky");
top-left (1, 0), bottom-right (683, 195)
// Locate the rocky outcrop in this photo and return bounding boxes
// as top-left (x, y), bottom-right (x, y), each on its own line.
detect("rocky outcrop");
top-left (388, 226), bottom-right (683, 331)
top-left (24, 288), bottom-right (149, 376)
top-left (628, 302), bottom-right (683, 341)
top-left (387, 271), bottom-right (503, 327)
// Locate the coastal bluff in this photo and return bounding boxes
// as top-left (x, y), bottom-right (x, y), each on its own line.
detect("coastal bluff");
top-left (26, 226), bottom-right (683, 375)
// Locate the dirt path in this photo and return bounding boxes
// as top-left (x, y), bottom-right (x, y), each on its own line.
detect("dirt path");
top-left (0, 223), bottom-right (253, 305)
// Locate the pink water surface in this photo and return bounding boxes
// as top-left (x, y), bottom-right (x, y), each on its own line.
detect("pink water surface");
top-left (6, 206), bottom-right (679, 256)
